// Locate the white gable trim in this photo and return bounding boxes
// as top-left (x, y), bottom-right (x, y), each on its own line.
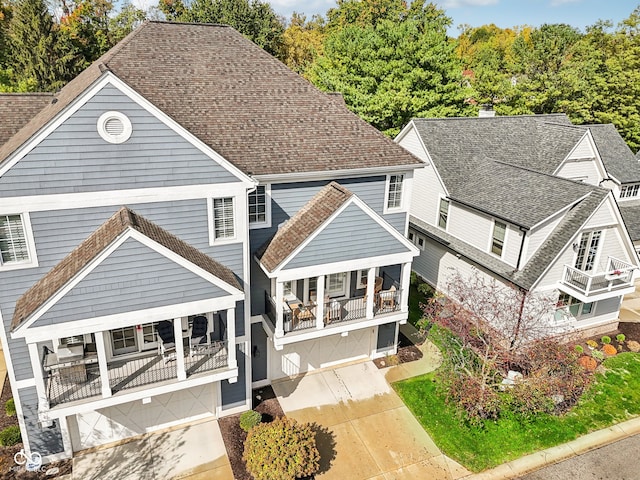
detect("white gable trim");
top-left (0, 72), bottom-right (255, 188)
top-left (553, 130), bottom-right (608, 184)
top-left (396, 121), bottom-right (450, 197)
top-left (12, 227), bottom-right (243, 336)
top-left (264, 194), bottom-right (419, 277)
top-left (528, 192), bottom-right (591, 231)
top-left (529, 192), bottom-right (639, 292)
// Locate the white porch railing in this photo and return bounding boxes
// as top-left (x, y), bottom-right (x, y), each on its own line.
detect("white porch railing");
top-left (561, 256), bottom-right (634, 297)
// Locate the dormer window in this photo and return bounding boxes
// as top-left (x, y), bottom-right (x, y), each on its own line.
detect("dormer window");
top-left (621, 183), bottom-right (640, 199)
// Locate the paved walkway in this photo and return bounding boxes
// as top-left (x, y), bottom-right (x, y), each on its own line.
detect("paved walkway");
top-left (272, 334), bottom-right (471, 480)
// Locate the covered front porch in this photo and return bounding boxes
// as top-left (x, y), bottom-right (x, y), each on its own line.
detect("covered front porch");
top-left (263, 266), bottom-right (407, 336)
top-left (32, 308), bottom-right (238, 409)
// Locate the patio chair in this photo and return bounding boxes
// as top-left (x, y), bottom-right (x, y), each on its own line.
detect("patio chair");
top-left (157, 320), bottom-right (176, 363)
top-left (378, 285), bottom-right (397, 310)
top-left (189, 315), bottom-right (209, 356)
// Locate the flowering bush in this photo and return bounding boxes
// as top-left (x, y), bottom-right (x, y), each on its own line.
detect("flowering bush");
top-left (586, 340), bottom-right (598, 349)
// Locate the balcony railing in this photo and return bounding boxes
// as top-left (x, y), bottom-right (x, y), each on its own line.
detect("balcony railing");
top-left (45, 341), bottom-right (229, 407)
top-left (265, 288), bottom-right (402, 335)
top-left (562, 256), bottom-right (634, 297)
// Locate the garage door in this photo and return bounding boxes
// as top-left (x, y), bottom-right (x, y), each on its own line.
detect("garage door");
top-left (69, 384), bottom-right (216, 451)
top-left (271, 328), bottom-right (373, 379)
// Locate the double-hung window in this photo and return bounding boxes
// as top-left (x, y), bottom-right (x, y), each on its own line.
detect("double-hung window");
top-left (438, 198), bottom-right (450, 229)
top-left (213, 197), bottom-right (235, 240)
top-left (386, 174), bottom-right (404, 211)
top-left (248, 185), bottom-right (270, 228)
top-left (0, 214), bottom-right (33, 267)
top-left (491, 221), bottom-right (506, 257)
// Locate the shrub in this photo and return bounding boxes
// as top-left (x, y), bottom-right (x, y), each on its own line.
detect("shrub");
top-left (601, 336), bottom-right (612, 345)
top-left (574, 345), bottom-right (584, 354)
top-left (603, 344), bottom-right (617, 356)
top-left (592, 349), bottom-right (605, 361)
top-left (628, 340), bottom-right (640, 352)
top-left (5, 398), bottom-right (15, 417)
top-left (239, 410), bottom-right (262, 432)
top-left (243, 417), bottom-right (320, 480)
top-left (0, 426), bottom-right (21, 446)
top-left (578, 355), bottom-right (597, 371)
top-left (586, 339), bottom-right (598, 349)
top-left (616, 334), bottom-right (626, 343)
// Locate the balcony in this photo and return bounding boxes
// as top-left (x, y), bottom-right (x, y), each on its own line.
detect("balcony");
top-left (265, 290), bottom-right (402, 334)
top-left (561, 256), bottom-right (635, 301)
top-left (44, 341), bottom-right (229, 407)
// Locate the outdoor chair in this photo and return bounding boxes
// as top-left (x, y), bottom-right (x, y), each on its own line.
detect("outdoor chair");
top-left (189, 315), bottom-right (209, 356)
top-left (378, 285), bottom-right (397, 310)
top-left (325, 299), bottom-right (341, 324)
top-left (157, 320), bottom-right (176, 363)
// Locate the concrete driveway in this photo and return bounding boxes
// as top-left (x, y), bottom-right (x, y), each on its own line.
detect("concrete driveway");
top-left (272, 353), bottom-right (470, 480)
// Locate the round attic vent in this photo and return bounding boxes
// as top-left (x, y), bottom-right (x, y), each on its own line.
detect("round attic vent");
top-left (97, 111), bottom-right (132, 144)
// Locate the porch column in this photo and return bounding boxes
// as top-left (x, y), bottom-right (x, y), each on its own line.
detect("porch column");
top-left (275, 281), bottom-right (285, 337)
top-left (226, 307), bottom-right (237, 369)
top-left (27, 343), bottom-right (49, 411)
top-left (174, 318), bottom-right (187, 381)
top-left (316, 275), bottom-right (325, 329)
top-left (400, 262), bottom-right (411, 313)
top-left (95, 332), bottom-right (112, 398)
top-left (366, 267), bottom-right (376, 319)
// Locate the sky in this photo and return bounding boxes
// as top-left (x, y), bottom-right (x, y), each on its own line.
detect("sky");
top-left (268, 0), bottom-right (639, 35)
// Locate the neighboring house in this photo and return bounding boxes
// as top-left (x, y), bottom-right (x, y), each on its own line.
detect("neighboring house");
top-left (0, 22), bottom-right (420, 462)
top-left (395, 114), bottom-right (639, 338)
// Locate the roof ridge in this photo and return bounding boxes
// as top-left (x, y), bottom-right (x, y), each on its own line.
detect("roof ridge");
top-left (491, 159), bottom-right (605, 190)
top-left (412, 113), bottom-right (568, 122)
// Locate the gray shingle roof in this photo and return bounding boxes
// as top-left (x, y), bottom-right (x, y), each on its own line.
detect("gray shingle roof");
top-left (412, 116), bottom-right (597, 228)
top-left (0, 21), bottom-right (421, 176)
top-left (0, 93), bottom-right (53, 147)
top-left (619, 201), bottom-right (640, 242)
top-left (11, 206), bottom-right (241, 330)
top-left (583, 124), bottom-right (640, 183)
top-left (257, 182), bottom-right (352, 272)
top-left (410, 189), bottom-right (608, 290)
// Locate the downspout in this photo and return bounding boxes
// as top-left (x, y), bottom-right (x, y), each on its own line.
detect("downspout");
top-left (511, 287), bottom-right (527, 350)
top-left (515, 227), bottom-right (527, 270)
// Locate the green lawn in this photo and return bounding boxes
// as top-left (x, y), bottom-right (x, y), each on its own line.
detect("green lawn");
top-left (393, 353), bottom-right (640, 472)
top-left (408, 282), bottom-right (431, 327)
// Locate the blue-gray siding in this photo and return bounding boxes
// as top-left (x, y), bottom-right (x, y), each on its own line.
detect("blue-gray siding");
top-left (284, 203), bottom-right (410, 270)
top-left (19, 386), bottom-right (64, 456)
top-left (250, 177), bottom-right (408, 253)
top-left (221, 343), bottom-right (246, 408)
top-left (1, 199), bottom-right (244, 381)
top-left (251, 323), bottom-right (268, 382)
top-left (31, 237), bottom-right (230, 327)
top-left (0, 85), bottom-right (239, 197)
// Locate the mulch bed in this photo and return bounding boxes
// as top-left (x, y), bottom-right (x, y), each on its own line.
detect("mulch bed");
top-left (372, 331), bottom-right (423, 369)
top-left (0, 379), bottom-right (72, 480)
top-left (575, 321), bottom-right (640, 354)
top-left (219, 386), bottom-right (285, 480)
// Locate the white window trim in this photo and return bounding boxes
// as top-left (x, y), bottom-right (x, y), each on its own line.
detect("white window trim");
top-left (0, 212), bottom-right (38, 271)
top-left (437, 196), bottom-right (450, 231)
top-left (207, 197), bottom-right (240, 246)
top-left (326, 272), bottom-right (348, 298)
top-left (97, 111), bottom-right (132, 144)
top-left (383, 173), bottom-right (406, 214)
top-left (490, 219), bottom-right (507, 258)
top-left (356, 267), bottom-right (379, 289)
top-left (620, 183), bottom-right (640, 199)
top-left (248, 184), bottom-right (272, 230)
top-left (416, 234), bottom-right (425, 250)
top-left (556, 294), bottom-right (596, 321)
